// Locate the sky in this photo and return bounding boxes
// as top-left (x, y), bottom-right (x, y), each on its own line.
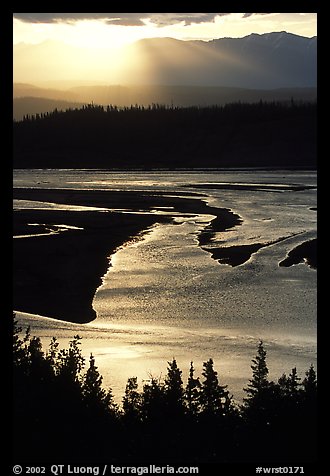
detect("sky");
top-left (13, 13), bottom-right (317, 86)
top-left (13, 13), bottom-right (317, 46)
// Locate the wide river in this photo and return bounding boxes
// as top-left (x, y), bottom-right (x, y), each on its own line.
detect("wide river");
top-left (13, 169), bottom-right (317, 404)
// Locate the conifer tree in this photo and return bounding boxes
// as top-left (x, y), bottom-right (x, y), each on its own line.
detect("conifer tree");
top-left (185, 361), bottom-right (201, 417)
top-left (300, 364), bottom-right (317, 450)
top-left (141, 377), bottom-right (165, 423)
top-left (52, 335), bottom-right (86, 412)
top-left (287, 367), bottom-right (301, 396)
top-left (13, 316), bottom-right (31, 372)
top-left (164, 358), bottom-right (184, 417)
top-left (13, 317), bottom-right (53, 381)
top-left (199, 358), bottom-right (229, 417)
top-left (242, 340), bottom-right (284, 429)
top-left (123, 377), bottom-right (142, 422)
top-left (302, 364), bottom-right (317, 393)
top-left (278, 367), bottom-right (301, 400)
top-left (302, 364), bottom-right (317, 404)
top-left (56, 335), bottom-right (85, 384)
top-left (27, 335), bottom-right (54, 381)
top-left (244, 340), bottom-right (269, 403)
top-left (82, 353), bottom-right (115, 414)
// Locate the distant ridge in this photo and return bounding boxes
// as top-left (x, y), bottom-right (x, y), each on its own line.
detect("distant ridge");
top-left (14, 32), bottom-right (316, 89)
top-left (130, 32), bottom-right (316, 88)
top-left (13, 97), bottom-right (84, 121)
top-left (13, 84), bottom-right (317, 121)
top-left (13, 32), bottom-right (316, 120)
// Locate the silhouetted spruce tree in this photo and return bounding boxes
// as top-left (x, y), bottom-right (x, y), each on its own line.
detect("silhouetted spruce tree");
top-left (301, 364), bottom-right (317, 455)
top-left (278, 367), bottom-right (301, 401)
top-left (185, 361), bottom-right (201, 417)
top-left (302, 364), bottom-right (317, 399)
top-left (123, 377), bottom-right (142, 422)
top-left (244, 340), bottom-right (269, 402)
top-left (301, 364), bottom-right (317, 420)
top-left (13, 316), bottom-right (31, 373)
top-left (26, 334), bottom-right (55, 383)
top-left (50, 334), bottom-right (86, 432)
top-left (13, 317), bottom-right (54, 384)
top-left (242, 340), bottom-right (287, 438)
top-left (164, 358), bottom-right (185, 418)
top-left (55, 334), bottom-right (85, 384)
top-left (141, 377), bottom-right (166, 424)
top-left (243, 340), bottom-right (270, 422)
top-left (82, 353), bottom-right (117, 416)
top-left (13, 319), bottom-right (68, 460)
top-left (199, 358), bottom-right (229, 418)
top-left (278, 365), bottom-right (317, 460)
top-left (276, 367), bottom-right (305, 436)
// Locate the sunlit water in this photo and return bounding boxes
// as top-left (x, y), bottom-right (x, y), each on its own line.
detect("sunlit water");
top-left (13, 169), bottom-right (317, 403)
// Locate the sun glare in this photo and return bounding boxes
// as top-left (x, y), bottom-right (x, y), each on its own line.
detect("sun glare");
top-left (14, 18), bottom-right (160, 50)
top-left (64, 20), bottom-right (147, 50)
top-left (13, 14), bottom-right (317, 85)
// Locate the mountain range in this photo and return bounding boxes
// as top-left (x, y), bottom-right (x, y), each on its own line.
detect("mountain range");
top-left (130, 32), bottom-right (317, 88)
top-left (13, 32), bottom-right (317, 120)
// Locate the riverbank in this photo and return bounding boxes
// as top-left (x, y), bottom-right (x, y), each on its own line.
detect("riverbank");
top-left (13, 188), bottom-right (243, 323)
top-left (279, 238), bottom-right (317, 269)
top-left (14, 209), bottom-right (168, 323)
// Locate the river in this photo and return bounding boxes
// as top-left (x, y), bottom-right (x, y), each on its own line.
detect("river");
top-left (13, 169), bottom-right (317, 404)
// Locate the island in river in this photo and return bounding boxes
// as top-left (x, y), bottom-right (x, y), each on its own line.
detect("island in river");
top-left (13, 188), bottom-right (241, 323)
top-left (13, 186), bottom-right (317, 323)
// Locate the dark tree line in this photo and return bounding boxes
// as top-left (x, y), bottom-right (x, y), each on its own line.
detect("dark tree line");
top-left (13, 101), bottom-right (317, 169)
top-left (13, 317), bottom-right (317, 464)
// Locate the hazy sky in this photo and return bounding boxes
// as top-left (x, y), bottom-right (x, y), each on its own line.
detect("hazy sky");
top-left (13, 13), bottom-right (317, 46)
top-left (13, 13), bottom-right (317, 85)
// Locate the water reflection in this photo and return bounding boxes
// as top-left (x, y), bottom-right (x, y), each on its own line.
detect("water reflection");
top-left (13, 169), bottom-right (317, 403)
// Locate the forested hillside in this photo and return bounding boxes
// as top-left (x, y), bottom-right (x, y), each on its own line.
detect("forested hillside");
top-left (13, 101), bottom-right (317, 169)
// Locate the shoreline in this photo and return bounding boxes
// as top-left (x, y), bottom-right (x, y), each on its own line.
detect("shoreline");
top-left (13, 209), bottom-right (167, 323)
top-left (14, 186), bottom-right (316, 324)
top-left (13, 188), bottom-right (242, 323)
top-left (203, 233), bottom-right (318, 268)
top-left (279, 238), bottom-right (317, 269)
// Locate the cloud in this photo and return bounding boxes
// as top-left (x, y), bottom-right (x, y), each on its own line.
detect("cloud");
top-left (13, 12), bottom-right (274, 26)
top-left (12, 13), bottom-right (142, 25)
top-left (142, 13), bottom-right (226, 26)
top-left (242, 13), bottom-right (273, 18)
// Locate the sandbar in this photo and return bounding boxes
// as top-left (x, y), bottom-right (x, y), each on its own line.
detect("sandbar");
top-left (13, 188), bottom-right (242, 323)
